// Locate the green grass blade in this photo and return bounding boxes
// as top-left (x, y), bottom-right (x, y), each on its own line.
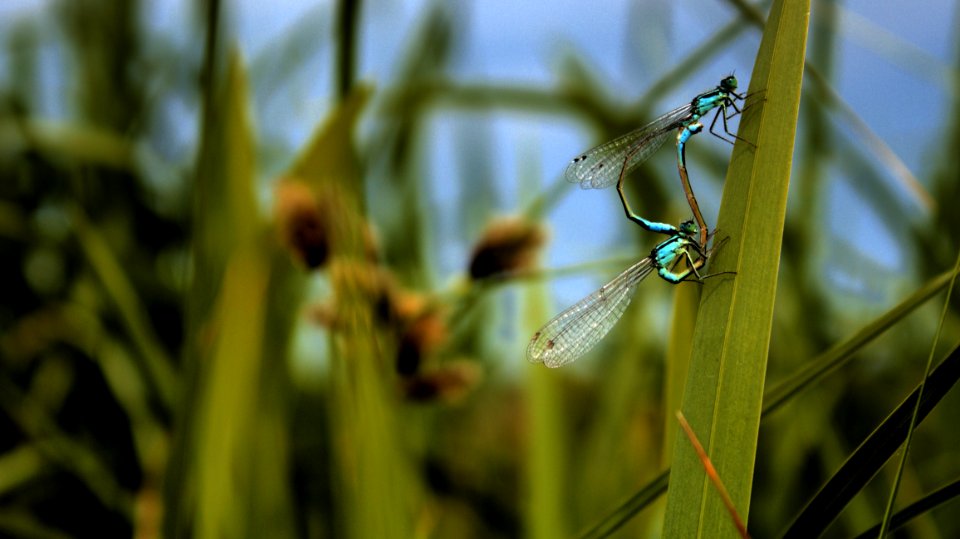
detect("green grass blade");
top-left (851, 476), bottom-right (960, 539)
top-left (70, 207), bottom-right (178, 410)
top-left (763, 268), bottom-right (959, 414)
top-left (577, 471), bottom-right (669, 539)
top-left (662, 0), bottom-right (810, 536)
top-left (781, 341), bottom-right (960, 538)
top-left (159, 50), bottom-right (299, 539)
top-left (166, 41), bottom-right (255, 535)
top-left (193, 245), bottom-right (272, 539)
top-left (880, 246), bottom-right (960, 535)
top-left (663, 285), bottom-right (702, 464)
top-left (526, 360), bottom-right (569, 539)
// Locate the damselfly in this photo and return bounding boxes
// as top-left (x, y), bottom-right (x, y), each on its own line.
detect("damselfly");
top-left (564, 76), bottom-right (745, 245)
top-left (527, 220), bottom-right (721, 368)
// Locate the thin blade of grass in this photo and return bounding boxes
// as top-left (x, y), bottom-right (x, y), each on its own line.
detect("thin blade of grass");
top-left (526, 341), bottom-right (569, 539)
top-left (879, 246), bottom-right (960, 534)
top-left (70, 206), bottom-right (177, 410)
top-left (577, 471), bottom-right (669, 539)
top-left (662, 0), bottom-right (809, 536)
top-left (852, 477), bottom-right (960, 539)
top-left (805, 66), bottom-right (932, 211)
top-left (0, 119), bottom-right (137, 171)
top-left (663, 284), bottom-right (701, 465)
top-left (781, 341), bottom-right (960, 538)
top-left (763, 268), bottom-right (959, 414)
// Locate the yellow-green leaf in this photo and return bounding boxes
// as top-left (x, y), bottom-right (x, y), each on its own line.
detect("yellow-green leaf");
top-left (662, 0), bottom-right (810, 537)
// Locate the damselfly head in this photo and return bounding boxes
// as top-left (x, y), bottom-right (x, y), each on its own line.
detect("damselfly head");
top-left (679, 219), bottom-right (699, 237)
top-left (721, 75), bottom-right (738, 92)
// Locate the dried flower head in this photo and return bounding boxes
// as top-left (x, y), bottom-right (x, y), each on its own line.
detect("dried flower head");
top-left (275, 179), bottom-right (329, 268)
top-left (395, 307), bottom-right (447, 376)
top-left (276, 178), bottom-right (382, 268)
top-left (468, 216), bottom-right (547, 280)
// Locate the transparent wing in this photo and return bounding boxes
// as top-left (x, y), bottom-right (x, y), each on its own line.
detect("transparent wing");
top-left (527, 257), bottom-right (656, 368)
top-left (564, 104), bottom-right (694, 189)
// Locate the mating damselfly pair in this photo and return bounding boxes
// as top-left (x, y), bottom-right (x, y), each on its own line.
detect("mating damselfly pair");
top-left (527, 76), bottom-right (749, 367)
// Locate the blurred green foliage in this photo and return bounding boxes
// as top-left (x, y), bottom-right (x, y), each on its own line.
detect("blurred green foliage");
top-left (1, 1), bottom-right (959, 538)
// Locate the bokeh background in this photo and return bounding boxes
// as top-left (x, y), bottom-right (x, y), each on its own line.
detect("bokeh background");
top-left (1, 0), bottom-right (959, 537)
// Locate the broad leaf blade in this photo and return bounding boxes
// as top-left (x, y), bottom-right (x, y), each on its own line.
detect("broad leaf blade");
top-left (662, 0), bottom-right (810, 537)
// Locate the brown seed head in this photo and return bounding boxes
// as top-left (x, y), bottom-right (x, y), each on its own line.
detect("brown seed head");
top-left (468, 216), bottom-right (547, 280)
top-left (395, 307), bottom-right (447, 376)
top-left (275, 179), bottom-right (330, 268)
